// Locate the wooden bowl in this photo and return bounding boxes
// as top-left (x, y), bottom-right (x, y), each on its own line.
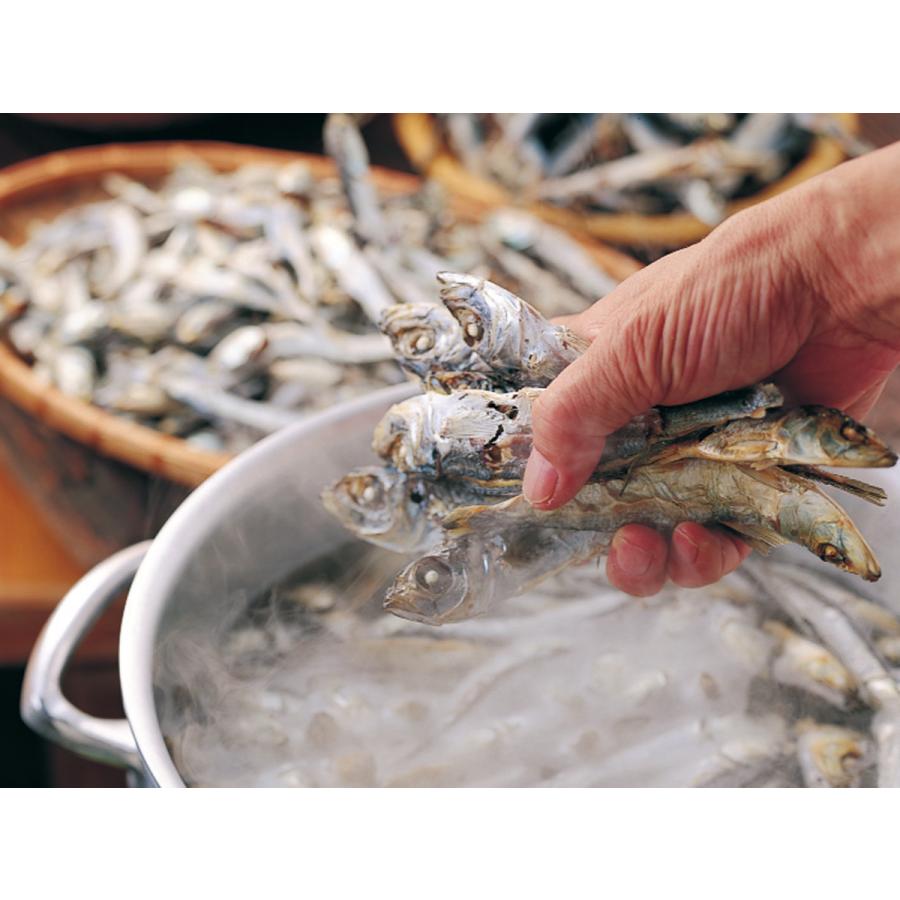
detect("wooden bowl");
top-left (0, 141), bottom-right (642, 564)
top-left (394, 114), bottom-right (860, 248)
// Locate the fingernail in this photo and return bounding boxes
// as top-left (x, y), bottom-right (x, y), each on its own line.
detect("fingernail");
top-left (612, 532), bottom-right (652, 577)
top-left (523, 449), bottom-right (558, 505)
top-left (674, 526), bottom-right (700, 565)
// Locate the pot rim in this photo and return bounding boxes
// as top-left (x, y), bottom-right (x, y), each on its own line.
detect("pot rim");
top-left (119, 381), bottom-right (417, 787)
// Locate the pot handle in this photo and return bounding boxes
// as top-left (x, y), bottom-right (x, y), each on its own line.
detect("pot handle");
top-left (20, 542), bottom-right (151, 771)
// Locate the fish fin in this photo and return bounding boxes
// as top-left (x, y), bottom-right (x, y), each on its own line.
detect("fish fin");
top-left (722, 521), bottom-right (790, 555)
top-left (714, 439), bottom-right (780, 460)
top-left (441, 500), bottom-right (511, 534)
top-left (637, 443), bottom-right (684, 467)
top-left (617, 451), bottom-right (651, 496)
top-left (440, 506), bottom-right (481, 535)
top-left (783, 465), bottom-right (887, 507)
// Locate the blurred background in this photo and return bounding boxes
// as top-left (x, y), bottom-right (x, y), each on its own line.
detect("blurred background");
top-left (3, 113), bottom-right (899, 786)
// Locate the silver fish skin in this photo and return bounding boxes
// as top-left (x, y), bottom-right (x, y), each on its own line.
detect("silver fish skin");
top-left (92, 203), bottom-right (147, 298)
top-left (650, 405), bottom-right (896, 471)
top-left (437, 272), bottom-right (587, 388)
top-left (364, 247), bottom-right (435, 308)
top-left (160, 373), bottom-right (302, 434)
top-left (384, 524), bottom-right (608, 626)
top-left (584, 383), bottom-right (782, 466)
top-left (371, 388), bottom-right (538, 488)
top-left (481, 237), bottom-right (589, 318)
top-left (485, 209), bottom-right (619, 299)
top-left (728, 113), bottom-right (792, 154)
top-left (373, 383), bottom-right (787, 492)
top-left (536, 139), bottom-right (771, 203)
top-left (446, 459), bottom-right (881, 583)
top-left (746, 562), bottom-right (900, 788)
top-left (656, 383), bottom-right (783, 438)
top-left (264, 202), bottom-right (322, 303)
top-left (323, 114), bottom-right (387, 246)
top-left (619, 119), bottom-right (728, 224)
top-left (259, 321), bottom-right (395, 366)
top-left (309, 224), bottom-right (395, 325)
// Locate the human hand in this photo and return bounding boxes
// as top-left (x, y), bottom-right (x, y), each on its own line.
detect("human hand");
top-left (524, 142), bottom-right (900, 596)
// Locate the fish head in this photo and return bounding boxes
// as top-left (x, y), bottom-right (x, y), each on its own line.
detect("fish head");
top-left (384, 551), bottom-right (473, 626)
top-left (371, 395), bottom-right (436, 472)
top-left (437, 272), bottom-right (487, 348)
top-left (321, 467), bottom-right (427, 551)
top-left (806, 515), bottom-right (881, 582)
top-left (379, 303), bottom-right (447, 371)
top-left (791, 407), bottom-right (898, 467)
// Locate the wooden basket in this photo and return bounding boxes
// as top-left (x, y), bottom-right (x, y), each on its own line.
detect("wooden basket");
top-left (0, 141), bottom-right (642, 564)
top-left (394, 114), bottom-right (860, 248)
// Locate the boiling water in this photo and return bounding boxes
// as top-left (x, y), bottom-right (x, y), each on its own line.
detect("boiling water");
top-left (154, 545), bottom-right (882, 787)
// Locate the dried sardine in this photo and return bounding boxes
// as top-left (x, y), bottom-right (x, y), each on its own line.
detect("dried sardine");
top-left (437, 272), bottom-right (587, 388)
top-left (447, 460), bottom-right (882, 583)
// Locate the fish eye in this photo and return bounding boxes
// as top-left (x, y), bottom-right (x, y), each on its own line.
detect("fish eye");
top-left (353, 477), bottom-right (384, 507)
top-left (411, 331), bottom-right (434, 354)
top-left (817, 542), bottom-right (846, 565)
top-left (414, 558), bottom-right (453, 593)
top-left (456, 312), bottom-right (483, 345)
top-left (840, 421), bottom-right (866, 443)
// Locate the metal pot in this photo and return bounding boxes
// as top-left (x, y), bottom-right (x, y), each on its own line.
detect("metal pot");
top-left (21, 385), bottom-right (900, 787)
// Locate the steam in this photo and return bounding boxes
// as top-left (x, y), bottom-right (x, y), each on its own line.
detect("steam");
top-left (151, 544), bottom-right (866, 787)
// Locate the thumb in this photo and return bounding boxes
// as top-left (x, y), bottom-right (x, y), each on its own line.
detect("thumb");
top-left (523, 299), bottom-right (666, 509)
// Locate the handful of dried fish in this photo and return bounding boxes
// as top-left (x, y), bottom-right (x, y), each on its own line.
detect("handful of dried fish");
top-left (0, 117), bottom-right (623, 455)
top-left (432, 113), bottom-right (871, 226)
top-left (323, 274), bottom-right (896, 629)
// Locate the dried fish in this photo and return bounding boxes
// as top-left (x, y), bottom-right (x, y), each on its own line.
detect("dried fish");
top-left (378, 302), bottom-right (489, 385)
top-left (764, 621), bottom-right (857, 710)
top-left (373, 382), bottom-right (788, 491)
top-left (3, 122), bottom-right (618, 456)
top-left (644, 405), bottom-right (897, 475)
top-left (484, 208), bottom-right (618, 299)
top-left (321, 465), bottom-right (495, 554)
top-left (446, 460), bottom-right (882, 582)
top-left (371, 388), bottom-right (537, 487)
top-left (796, 721), bottom-right (873, 788)
top-left (309, 224), bottom-right (397, 324)
top-left (438, 273), bottom-right (587, 388)
top-left (384, 526), bottom-right (608, 625)
top-left (323, 114), bottom-right (387, 245)
top-left (436, 113), bottom-right (861, 223)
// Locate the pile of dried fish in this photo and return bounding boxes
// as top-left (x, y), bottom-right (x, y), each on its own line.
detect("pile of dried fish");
top-left (436, 114), bottom-right (871, 225)
top-left (0, 116), bottom-right (622, 455)
top-left (324, 272), bottom-right (896, 628)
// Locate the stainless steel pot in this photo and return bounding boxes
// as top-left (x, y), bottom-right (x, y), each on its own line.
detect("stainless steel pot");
top-left (20, 384), bottom-right (900, 787)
